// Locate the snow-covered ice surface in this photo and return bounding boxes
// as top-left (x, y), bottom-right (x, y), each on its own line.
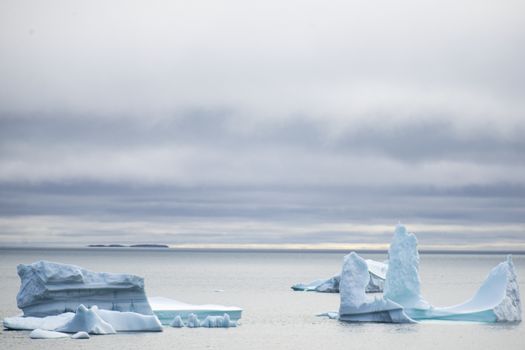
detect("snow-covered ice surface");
top-left (94, 307), bottom-right (163, 331)
top-left (56, 305), bottom-right (116, 334)
top-left (338, 252), bottom-right (413, 323)
top-left (291, 259), bottom-right (387, 293)
top-left (149, 296), bottom-right (242, 325)
top-left (16, 261), bottom-right (153, 317)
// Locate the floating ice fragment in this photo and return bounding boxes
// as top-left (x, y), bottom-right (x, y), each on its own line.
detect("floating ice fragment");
top-left (291, 259), bottom-right (387, 293)
top-left (149, 296), bottom-right (242, 325)
top-left (200, 313), bottom-right (237, 328)
top-left (170, 315), bottom-right (185, 328)
top-left (29, 329), bottom-right (69, 339)
top-left (316, 312), bottom-right (339, 319)
top-left (71, 331), bottom-right (90, 339)
top-left (186, 313), bottom-right (200, 328)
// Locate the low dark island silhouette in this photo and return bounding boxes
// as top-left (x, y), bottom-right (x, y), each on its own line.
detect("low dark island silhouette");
top-left (88, 244), bottom-right (169, 248)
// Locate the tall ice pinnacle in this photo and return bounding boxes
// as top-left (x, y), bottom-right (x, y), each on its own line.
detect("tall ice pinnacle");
top-left (383, 224), bottom-right (429, 309)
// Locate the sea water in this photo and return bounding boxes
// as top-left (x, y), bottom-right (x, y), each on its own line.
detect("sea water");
top-left (1, 248), bottom-right (524, 349)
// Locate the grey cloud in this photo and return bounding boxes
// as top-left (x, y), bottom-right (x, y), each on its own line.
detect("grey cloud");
top-left (0, 0), bottom-right (524, 248)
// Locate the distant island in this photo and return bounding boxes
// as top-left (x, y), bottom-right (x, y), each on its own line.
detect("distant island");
top-left (88, 244), bottom-right (169, 248)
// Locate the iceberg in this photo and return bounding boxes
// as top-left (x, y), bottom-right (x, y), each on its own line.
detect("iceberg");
top-left (16, 261), bottom-right (154, 317)
top-left (29, 329), bottom-right (69, 339)
top-left (410, 255), bottom-right (522, 322)
top-left (291, 259), bottom-right (387, 293)
top-left (338, 252), bottom-right (413, 323)
top-left (149, 296), bottom-right (242, 325)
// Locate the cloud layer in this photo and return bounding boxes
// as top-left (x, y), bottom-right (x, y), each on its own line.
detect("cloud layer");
top-left (0, 0), bottom-right (524, 248)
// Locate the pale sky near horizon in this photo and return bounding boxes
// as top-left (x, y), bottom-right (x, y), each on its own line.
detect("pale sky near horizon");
top-left (1, 0), bottom-right (524, 249)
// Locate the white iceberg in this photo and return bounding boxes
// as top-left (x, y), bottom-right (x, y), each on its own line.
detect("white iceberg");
top-left (16, 261), bottom-right (153, 317)
top-left (338, 252), bottom-right (413, 323)
top-left (149, 296), bottom-right (242, 325)
top-left (383, 224), bottom-right (430, 310)
top-left (29, 329), bottom-right (69, 339)
top-left (410, 255), bottom-right (522, 322)
top-left (56, 304), bottom-right (116, 335)
top-left (291, 259), bottom-right (387, 293)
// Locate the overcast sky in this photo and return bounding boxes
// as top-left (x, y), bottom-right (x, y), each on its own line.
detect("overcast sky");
top-left (1, 0), bottom-right (524, 249)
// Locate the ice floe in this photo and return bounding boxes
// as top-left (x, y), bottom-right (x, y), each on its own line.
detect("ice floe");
top-left (149, 296), bottom-right (242, 325)
top-left (29, 329), bottom-right (69, 339)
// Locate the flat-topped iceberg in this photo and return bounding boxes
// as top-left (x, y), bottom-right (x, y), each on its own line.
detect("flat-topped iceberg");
top-left (338, 252), bottom-right (413, 323)
top-left (291, 259), bottom-right (387, 293)
top-left (149, 296), bottom-right (242, 325)
top-left (17, 261), bottom-right (153, 317)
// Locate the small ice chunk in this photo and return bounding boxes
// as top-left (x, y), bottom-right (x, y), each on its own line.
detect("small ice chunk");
top-left (56, 305), bottom-right (116, 334)
top-left (170, 315), bottom-right (185, 328)
top-left (71, 331), bottom-right (90, 339)
top-left (316, 312), bottom-right (339, 319)
top-left (186, 313), bottom-right (200, 328)
top-left (29, 329), bottom-right (69, 339)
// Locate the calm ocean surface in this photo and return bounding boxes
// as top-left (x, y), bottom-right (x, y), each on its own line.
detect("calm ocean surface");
top-left (1, 248), bottom-right (524, 349)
